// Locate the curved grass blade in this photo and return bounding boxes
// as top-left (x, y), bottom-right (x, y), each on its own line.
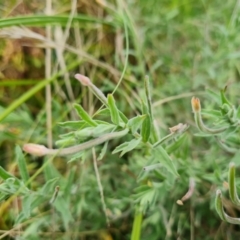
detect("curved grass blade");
top-left (0, 60), bottom-right (80, 122)
top-left (0, 15), bottom-right (115, 28)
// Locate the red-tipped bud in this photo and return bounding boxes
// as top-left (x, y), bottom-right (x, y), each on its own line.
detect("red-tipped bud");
top-left (23, 143), bottom-right (48, 156)
top-left (74, 74), bottom-right (91, 86)
top-left (191, 97), bottom-right (201, 112)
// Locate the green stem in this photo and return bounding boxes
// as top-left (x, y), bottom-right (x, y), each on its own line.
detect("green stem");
top-left (194, 111), bottom-right (228, 134)
top-left (131, 209), bottom-right (143, 240)
top-left (24, 128), bottom-right (129, 156)
top-left (144, 76), bottom-right (159, 142)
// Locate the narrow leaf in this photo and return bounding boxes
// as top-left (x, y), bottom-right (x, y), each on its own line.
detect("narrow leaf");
top-left (0, 166), bottom-right (15, 180)
top-left (98, 141), bottom-right (109, 160)
top-left (127, 115), bottom-right (146, 134)
top-left (74, 104), bottom-right (97, 127)
top-left (64, 167), bottom-right (76, 198)
top-left (144, 76), bottom-right (153, 121)
top-left (58, 120), bottom-right (86, 129)
top-left (74, 124), bottom-right (115, 139)
top-left (107, 94), bottom-right (120, 126)
top-left (74, 127), bottom-right (95, 138)
top-left (68, 151), bottom-right (86, 163)
top-left (119, 111), bottom-right (128, 123)
top-left (141, 100), bottom-right (151, 142)
top-left (22, 194), bottom-right (34, 218)
top-left (228, 162), bottom-right (240, 206)
top-left (15, 145), bottom-right (30, 186)
top-left (220, 87), bottom-right (232, 106)
top-left (40, 178), bottom-right (59, 195)
top-left (153, 146), bottom-right (179, 177)
top-left (54, 197), bottom-right (73, 229)
top-left (55, 137), bottom-right (76, 147)
top-left (95, 108), bottom-right (110, 116)
top-left (166, 134), bottom-right (187, 153)
top-left (112, 137), bottom-right (142, 156)
top-left (92, 124), bottom-right (115, 137)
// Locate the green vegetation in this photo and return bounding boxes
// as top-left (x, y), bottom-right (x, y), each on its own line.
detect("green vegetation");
top-left (0, 1), bottom-right (240, 239)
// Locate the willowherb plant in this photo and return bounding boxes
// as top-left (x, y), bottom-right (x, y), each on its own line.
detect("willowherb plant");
top-left (23, 73), bottom-right (188, 167)
top-left (21, 73), bottom-right (189, 239)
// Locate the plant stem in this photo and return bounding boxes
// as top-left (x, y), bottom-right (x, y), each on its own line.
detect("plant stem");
top-left (131, 208), bottom-right (143, 240)
top-left (23, 128), bottom-right (129, 156)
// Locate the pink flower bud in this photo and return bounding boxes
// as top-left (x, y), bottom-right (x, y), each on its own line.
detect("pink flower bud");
top-left (74, 74), bottom-right (91, 86)
top-left (23, 144), bottom-right (48, 156)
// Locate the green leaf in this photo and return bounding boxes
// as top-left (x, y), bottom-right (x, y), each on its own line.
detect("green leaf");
top-left (144, 76), bottom-right (153, 122)
top-left (55, 137), bottom-right (76, 148)
top-left (201, 109), bottom-right (222, 118)
top-left (40, 178), bottom-right (59, 195)
top-left (194, 132), bottom-right (214, 137)
top-left (54, 197), bottom-right (73, 229)
top-left (74, 127), bottom-right (95, 139)
top-left (220, 87), bottom-right (232, 106)
top-left (74, 124), bottom-right (115, 139)
top-left (22, 194), bottom-right (34, 218)
top-left (43, 162), bottom-right (61, 181)
top-left (95, 106), bottom-right (128, 123)
top-left (74, 104), bottom-right (97, 127)
top-left (112, 137), bottom-right (142, 156)
top-left (0, 166), bottom-right (15, 180)
top-left (133, 184), bottom-right (161, 213)
top-left (119, 111), bottom-right (128, 123)
top-left (228, 163), bottom-right (240, 206)
top-left (68, 151), bottom-right (88, 163)
top-left (95, 108), bottom-right (110, 116)
top-left (95, 120), bottom-right (112, 125)
top-left (15, 145), bottom-right (30, 186)
top-left (58, 120), bottom-right (86, 129)
top-left (92, 124), bottom-right (116, 137)
top-left (206, 88), bottom-right (221, 105)
top-left (107, 94), bottom-right (121, 126)
top-left (166, 134), bottom-right (187, 154)
top-left (141, 100), bottom-right (151, 142)
top-left (64, 167), bottom-right (76, 198)
top-left (98, 141), bottom-right (109, 160)
top-left (143, 163), bottom-right (162, 172)
top-left (153, 146), bottom-right (179, 177)
top-left (127, 115), bottom-right (146, 134)
top-left (59, 131), bottom-right (75, 138)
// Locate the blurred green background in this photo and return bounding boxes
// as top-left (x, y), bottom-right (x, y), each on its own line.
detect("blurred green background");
top-left (0, 0), bottom-right (240, 239)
